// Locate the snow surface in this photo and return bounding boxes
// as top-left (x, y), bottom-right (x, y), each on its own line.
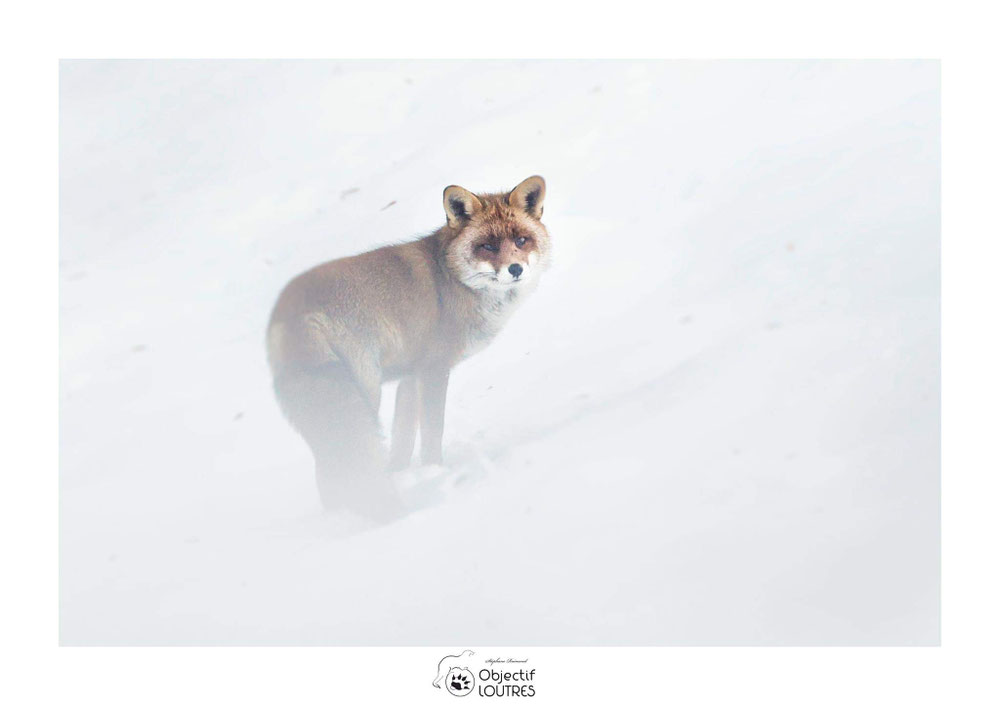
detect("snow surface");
top-left (59, 60), bottom-right (940, 645)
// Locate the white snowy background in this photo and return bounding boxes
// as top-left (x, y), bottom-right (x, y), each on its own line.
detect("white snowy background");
top-left (59, 60), bottom-right (939, 645)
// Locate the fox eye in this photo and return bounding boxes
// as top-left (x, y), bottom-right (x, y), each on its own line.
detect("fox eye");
top-left (480, 243), bottom-right (500, 253)
top-left (514, 236), bottom-right (528, 248)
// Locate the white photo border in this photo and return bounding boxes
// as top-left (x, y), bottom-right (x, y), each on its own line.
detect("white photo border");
top-left (3, 1), bottom-right (995, 703)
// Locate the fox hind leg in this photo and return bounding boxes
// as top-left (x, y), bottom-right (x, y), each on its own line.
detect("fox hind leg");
top-left (273, 363), bottom-right (400, 520)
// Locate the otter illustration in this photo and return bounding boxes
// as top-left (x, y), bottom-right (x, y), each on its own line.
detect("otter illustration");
top-left (432, 650), bottom-right (475, 688)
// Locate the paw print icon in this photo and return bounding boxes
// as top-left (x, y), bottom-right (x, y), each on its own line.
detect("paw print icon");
top-left (445, 667), bottom-right (475, 696)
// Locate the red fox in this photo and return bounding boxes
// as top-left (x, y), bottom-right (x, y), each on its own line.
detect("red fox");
top-left (267, 176), bottom-right (550, 517)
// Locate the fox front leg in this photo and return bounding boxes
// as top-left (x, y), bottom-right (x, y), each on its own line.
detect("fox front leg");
top-left (387, 375), bottom-right (419, 471)
top-left (418, 367), bottom-right (450, 466)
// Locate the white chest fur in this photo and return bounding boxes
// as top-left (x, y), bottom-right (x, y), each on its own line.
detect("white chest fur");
top-left (462, 287), bottom-right (527, 358)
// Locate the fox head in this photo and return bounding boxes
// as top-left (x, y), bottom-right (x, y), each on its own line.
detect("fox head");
top-left (442, 175), bottom-right (551, 293)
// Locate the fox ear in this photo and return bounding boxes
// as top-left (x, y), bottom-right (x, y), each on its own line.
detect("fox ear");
top-left (508, 175), bottom-right (546, 219)
top-left (443, 185), bottom-right (483, 228)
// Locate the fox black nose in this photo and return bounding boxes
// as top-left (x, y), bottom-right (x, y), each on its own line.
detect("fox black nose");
top-left (508, 263), bottom-right (523, 278)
